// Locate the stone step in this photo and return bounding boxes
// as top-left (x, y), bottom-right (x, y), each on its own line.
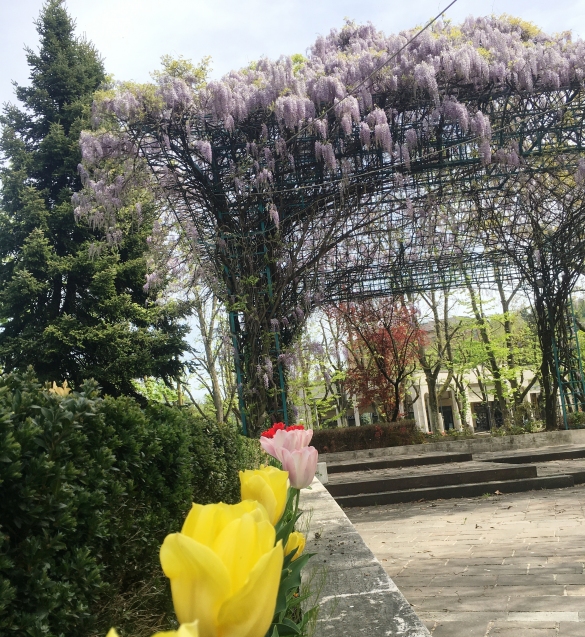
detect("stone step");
top-left (334, 474), bottom-right (575, 507)
top-left (552, 471), bottom-right (585, 484)
top-left (327, 452), bottom-right (473, 474)
top-left (535, 463), bottom-right (585, 485)
top-left (486, 447), bottom-right (585, 464)
top-left (326, 464), bottom-right (537, 497)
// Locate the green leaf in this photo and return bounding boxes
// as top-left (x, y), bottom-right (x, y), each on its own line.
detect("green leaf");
top-left (273, 619), bottom-right (301, 636)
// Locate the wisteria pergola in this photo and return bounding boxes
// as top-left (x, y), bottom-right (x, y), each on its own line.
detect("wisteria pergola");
top-left (81, 16), bottom-right (585, 434)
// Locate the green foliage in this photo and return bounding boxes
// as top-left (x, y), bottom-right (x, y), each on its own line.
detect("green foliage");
top-left (311, 420), bottom-right (422, 454)
top-left (0, 0), bottom-right (190, 398)
top-left (133, 376), bottom-right (179, 403)
top-left (151, 55), bottom-right (211, 87)
top-left (0, 369), bottom-right (258, 637)
top-left (269, 490), bottom-right (316, 637)
top-left (424, 428), bottom-right (475, 442)
top-left (567, 411), bottom-right (585, 429)
top-left (290, 54), bottom-right (307, 76)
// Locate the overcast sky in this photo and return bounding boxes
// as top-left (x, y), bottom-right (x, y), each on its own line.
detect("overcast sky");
top-left (1, 0), bottom-right (585, 110)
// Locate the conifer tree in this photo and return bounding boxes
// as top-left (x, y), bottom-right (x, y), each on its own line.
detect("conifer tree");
top-left (0, 0), bottom-right (189, 396)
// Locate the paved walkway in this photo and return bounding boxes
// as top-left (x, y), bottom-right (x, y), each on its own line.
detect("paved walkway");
top-left (346, 485), bottom-right (585, 636)
top-left (327, 459), bottom-right (524, 484)
top-left (327, 458), bottom-right (585, 486)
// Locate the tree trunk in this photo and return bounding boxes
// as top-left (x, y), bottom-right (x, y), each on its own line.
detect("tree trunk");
top-left (497, 279), bottom-right (522, 404)
top-left (194, 292), bottom-right (225, 425)
top-left (467, 281), bottom-right (510, 426)
top-left (390, 380), bottom-right (401, 422)
top-left (423, 369), bottom-right (443, 433)
top-left (534, 293), bottom-right (558, 431)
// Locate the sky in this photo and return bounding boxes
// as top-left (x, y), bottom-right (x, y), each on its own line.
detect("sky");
top-left (1, 0), bottom-right (585, 110)
top-left (2, 0), bottom-right (583, 392)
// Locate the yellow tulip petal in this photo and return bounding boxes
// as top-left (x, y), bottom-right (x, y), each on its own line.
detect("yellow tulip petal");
top-left (182, 502), bottom-right (233, 546)
top-left (106, 630), bottom-right (119, 637)
top-left (213, 515), bottom-right (276, 594)
top-left (182, 501), bottom-right (269, 546)
top-left (181, 503), bottom-right (204, 539)
top-left (151, 620), bottom-right (199, 637)
top-left (284, 531), bottom-right (306, 561)
top-left (177, 622), bottom-right (200, 637)
top-left (160, 533), bottom-right (230, 633)
top-left (241, 500), bottom-right (270, 523)
top-left (240, 474), bottom-right (279, 524)
top-left (217, 543), bottom-right (284, 637)
top-left (240, 466), bottom-right (289, 525)
top-left (266, 468), bottom-right (289, 522)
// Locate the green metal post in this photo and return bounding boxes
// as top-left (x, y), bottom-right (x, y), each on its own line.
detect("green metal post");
top-left (262, 220), bottom-right (289, 425)
top-left (229, 310), bottom-right (247, 436)
top-left (569, 295), bottom-right (585, 409)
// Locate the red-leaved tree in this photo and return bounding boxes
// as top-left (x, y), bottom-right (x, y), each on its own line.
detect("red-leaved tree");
top-left (330, 298), bottom-right (426, 422)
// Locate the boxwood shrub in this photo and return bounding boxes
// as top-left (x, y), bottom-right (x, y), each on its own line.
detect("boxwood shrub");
top-left (0, 371), bottom-right (259, 637)
top-left (311, 420), bottom-right (423, 454)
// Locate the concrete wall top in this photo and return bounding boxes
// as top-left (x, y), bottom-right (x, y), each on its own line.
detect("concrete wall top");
top-left (318, 429), bottom-right (585, 464)
top-left (299, 478), bottom-right (430, 637)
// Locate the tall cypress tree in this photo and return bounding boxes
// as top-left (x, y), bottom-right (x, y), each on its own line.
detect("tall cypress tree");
top-left (0, 0), bottom-right (189, 396)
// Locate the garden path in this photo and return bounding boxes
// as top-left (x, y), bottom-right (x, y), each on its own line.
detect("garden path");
top-left (347, 484), bottom-right (585, 636)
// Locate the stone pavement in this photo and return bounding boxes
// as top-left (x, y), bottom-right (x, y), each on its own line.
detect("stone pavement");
top-left (346, 484), bottom-right (585, 636)
top-left (326, 459), bottom-right (528, 484)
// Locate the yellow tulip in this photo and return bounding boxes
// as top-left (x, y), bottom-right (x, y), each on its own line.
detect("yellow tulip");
top-left (106, 623), bottom-right (199, 637)
top-left (284, 531), bottom-right (306, 561)
top-left (160, 501), bottom-right (283, 637)
top-left (49, 380), bottom-right (71, 396)
top-left (239, 466), bottom-right (289, 525)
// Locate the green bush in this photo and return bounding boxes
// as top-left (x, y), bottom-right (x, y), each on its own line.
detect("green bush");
top-left (567, 411), bottom-right (585, 429)
top-left (311, 420), bottom-right (422, 454)
top-left (0, 371), bottom-right (258, 637)
top-left (424, 428), bottom-right (475, 441)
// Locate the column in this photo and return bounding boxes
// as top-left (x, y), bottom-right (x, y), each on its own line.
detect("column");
top-left (452, 390), bottom-right (463, 431)
top-left (411, 386), bottom-right (429, 432)
top-left (353, 397), bottom-right (361, 427)
top-left (463, 388), bottom-right (475, 431)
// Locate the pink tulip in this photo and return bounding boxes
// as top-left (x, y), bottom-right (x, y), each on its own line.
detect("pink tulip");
top-left (260, 428), bottom-right (313, 463)
top-left (280, 446), bottom-right (319, 489)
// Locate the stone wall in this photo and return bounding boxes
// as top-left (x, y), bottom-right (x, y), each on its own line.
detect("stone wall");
top-left (319, 429), bottom-right (585, 464)
top-left (300, 479), bottom-right (430, 637)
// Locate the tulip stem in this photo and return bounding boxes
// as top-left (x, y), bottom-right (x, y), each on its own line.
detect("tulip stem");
top-left (293, 488), bottom-right (300, 519)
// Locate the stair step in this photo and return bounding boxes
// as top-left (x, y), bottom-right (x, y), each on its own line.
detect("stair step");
top-left (570, 470), bottom-right (585, 484)
top-left (327, 452), bottom-right (473, 474)
top-left (326, 465), bottom-right (537, 497)
top-left (539, 468), bottom-right (585, 485)
top-left (487, 447), bottom-right (585, 464)
top-left (335, 475), bottom-right (575, 507)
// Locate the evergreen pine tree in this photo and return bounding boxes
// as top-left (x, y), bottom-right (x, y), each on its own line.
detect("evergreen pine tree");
top-left (0, 0), bottom-right (189, 396)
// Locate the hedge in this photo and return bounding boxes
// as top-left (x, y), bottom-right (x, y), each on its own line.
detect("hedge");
top-left (311, 420), bottom-right (423, 454)
top-left (0, 371), bottom-right (260, 637)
